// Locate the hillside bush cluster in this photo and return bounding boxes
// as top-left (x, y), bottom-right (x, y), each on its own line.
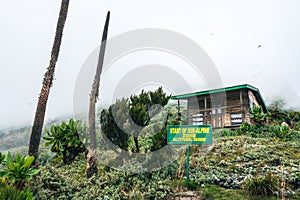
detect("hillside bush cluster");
top-left (216, 121), bottom-right (300, 141)
top-left (0, 152), bottom-right (39, 200)
top-left (32, 154), bottom-right (178, 200)
top-left (242, 171), bottom-right (279, 196)
top-left (190, 136), bottom-right (300, 198)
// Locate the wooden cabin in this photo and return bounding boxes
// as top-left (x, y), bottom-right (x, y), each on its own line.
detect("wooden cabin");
top-left (171, 84), bottom-right (268, 129)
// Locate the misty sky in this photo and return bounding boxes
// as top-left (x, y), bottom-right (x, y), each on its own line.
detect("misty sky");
top-left (0, 0), bottom-right (300, 128)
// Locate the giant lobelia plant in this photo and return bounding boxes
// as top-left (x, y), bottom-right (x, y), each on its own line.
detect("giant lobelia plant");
top-left (86, 11), bottom-right (110, 178)
top-left (43, 119), bottom-right (87, 164)
top-left (29, 0), bottom-right (71, 162)
top-left (0, 152), bottom-right (39, 191)
top-left (250, 105), bottom-right (267, 125)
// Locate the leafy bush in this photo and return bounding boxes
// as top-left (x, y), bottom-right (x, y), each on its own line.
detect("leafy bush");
top-left (128, 87), bottom-right (171, 153)
top-left (0, 152), bottom-right (39, 190)
top-left (0, 183), bottom-right (33, 200)
top-left (242, 124), bottom-right (272, 138)
top-left (237, 122), bottom-right (297, 141)
top-left (239, 122), bottom-right (251, 133)
top-left (271, 125), bottom-right (291, 140)
top-left (151, 111), bottom-right (179, 152)
top-left (250, 106), bottom-right (267, 125)
top-left (267, 97), bottom-right (288, 124)
top-left (100, 98), bottom-right (130, 151)
top-left (43, 119), bottom-right (87, 164)
top-left (242, 171), bottom-right (279, 196)
top-left (285, 130), bottom-right (300, 141)
top-left (293, 121), bottom-right (300, 131)
top-left (214, 129), bottom-right (241, 137)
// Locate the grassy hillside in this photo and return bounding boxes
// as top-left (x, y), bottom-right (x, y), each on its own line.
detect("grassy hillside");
top-left (1, 102), bottom-right (300, 199)
top-left (31, 135), bottom-right (300, 199)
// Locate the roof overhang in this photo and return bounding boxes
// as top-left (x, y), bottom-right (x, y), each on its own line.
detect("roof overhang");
top-left (171, 84), bottom-right (268, 113)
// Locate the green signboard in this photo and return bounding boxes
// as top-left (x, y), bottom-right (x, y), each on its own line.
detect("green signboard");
top-left (167, 125), bottom-right (212, 145)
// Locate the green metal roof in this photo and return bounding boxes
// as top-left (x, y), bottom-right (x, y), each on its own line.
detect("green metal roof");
top-left (171, 84), bottom-right (268, 112)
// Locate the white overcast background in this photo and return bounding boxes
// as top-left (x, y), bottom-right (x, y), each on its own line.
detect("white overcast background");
top-left (0, 0), bottom-right (299, 128)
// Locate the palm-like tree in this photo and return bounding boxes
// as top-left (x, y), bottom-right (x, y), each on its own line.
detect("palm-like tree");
top-left (86, 11), bottom-right (110, 178)
top-left (28, 0), bottom-right (70, 160)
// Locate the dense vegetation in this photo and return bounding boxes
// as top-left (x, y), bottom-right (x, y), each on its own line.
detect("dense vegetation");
top-left (1, 95), bottom-right (300, 199)
top-left (42, 119), bottom-right (88, 164)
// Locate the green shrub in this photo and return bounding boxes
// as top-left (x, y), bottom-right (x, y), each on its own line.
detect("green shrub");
top-left (250, 106), bottom-right (267, 125)
top-left (235, 122), bottom-right (298, 140)
top-left (0, 152), bottom-right (39, 190)
top-left (271, 125), bottom-right (291, 140)
top-left (43, 119), bottom-right (87, 164)
top-left (100, 98), bottom-right (130, 151)
top-left (242, 171), bottom-right (279, 196)
top-left (244, 124), bottom-right (272, 138)
top-left (151, 111), bottom-right (179, 152)
top-left (239, 122), bottom-right (251, 133)
top-left (284, 130), bottom-right (300, 142)
top-left (293, 121), bottom-right (300, 131)
top-left (215, 129), bottom-right (240, 137)
top-left (0, 183), bottom-right (33, 200)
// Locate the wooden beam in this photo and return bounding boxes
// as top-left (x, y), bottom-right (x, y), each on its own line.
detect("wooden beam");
top-left (240, 89), bottom-right (244, 123)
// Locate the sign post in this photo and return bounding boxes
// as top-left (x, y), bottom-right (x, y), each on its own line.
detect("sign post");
top-left (186, 145), bottom-right (190, 188)
top-left (167, 125), bottom-right (212, 188)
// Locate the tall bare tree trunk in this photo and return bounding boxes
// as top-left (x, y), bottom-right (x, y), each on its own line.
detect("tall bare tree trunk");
top-left (86, 11), bottom-right (110, 178)
top-left (28, 0), bottom-right (70, 161)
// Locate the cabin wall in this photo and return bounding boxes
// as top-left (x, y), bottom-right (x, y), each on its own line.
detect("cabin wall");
top-left (186, 89), bottom-right (253, 129)
top-left (244, 90), bottom-right (263, 122)
top-left (187, 95), bottom-right (210, 126)
top-left (248, 90), bottom-right (260, 108)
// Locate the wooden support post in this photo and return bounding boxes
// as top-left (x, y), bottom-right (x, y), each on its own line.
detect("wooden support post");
top-left (240, 90), bottom-right (244, 123)
top-left (177, 99), bottom-right (180, 113)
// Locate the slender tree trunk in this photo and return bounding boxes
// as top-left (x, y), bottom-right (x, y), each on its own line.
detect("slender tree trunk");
top-left (86, 11), bottom-right (110, 178)
top-left (28, 0), bottom-right (70, 161)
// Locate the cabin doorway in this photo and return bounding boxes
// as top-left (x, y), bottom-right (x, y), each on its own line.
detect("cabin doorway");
top-left (211, 107), bottom-right (223, 128)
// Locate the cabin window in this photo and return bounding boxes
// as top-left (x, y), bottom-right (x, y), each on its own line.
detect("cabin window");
top-left (212, 106), bottom-right (222, 114)
top-left (206, 98), bottom-right (211, 108)
top-left (231, 113), bottom-right (243, 125)
top-left (198, 99), bottom-right (205, 109)
top-left (212, 109), bottom-right (216, 115)
top-left (192, 113), bottom-right (203, 125)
